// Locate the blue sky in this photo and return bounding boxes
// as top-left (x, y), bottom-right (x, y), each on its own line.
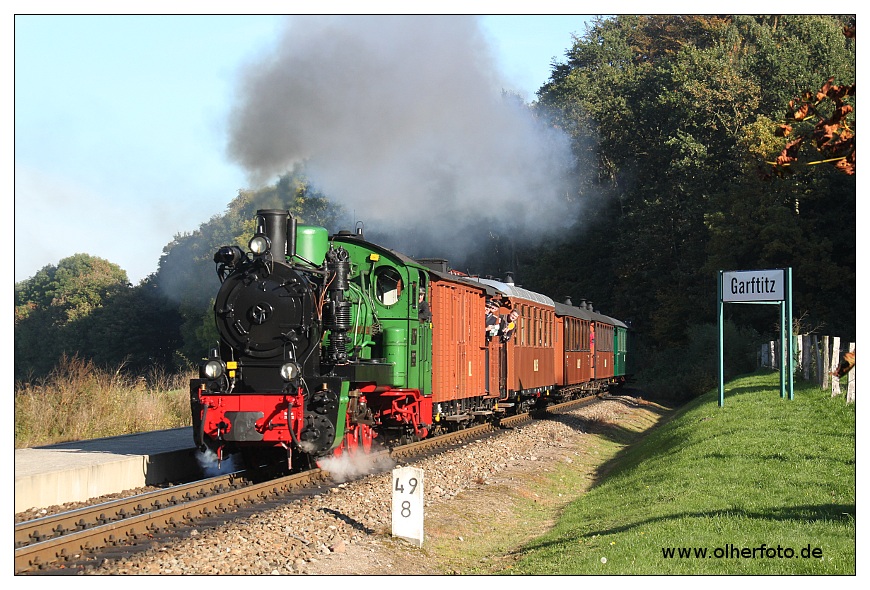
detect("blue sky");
top-left (13, 13), bottom-right (594, 285)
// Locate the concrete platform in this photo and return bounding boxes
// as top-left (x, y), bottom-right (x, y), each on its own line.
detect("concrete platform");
top-left (15, 427), bottom-right (201, 513)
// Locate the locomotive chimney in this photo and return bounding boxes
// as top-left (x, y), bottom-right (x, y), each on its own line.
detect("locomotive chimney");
top-left (256, 209), bottom-right (291, 259)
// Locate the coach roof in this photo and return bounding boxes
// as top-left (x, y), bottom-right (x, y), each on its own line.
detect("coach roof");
top-left (471, 278), bottom-right (555, 308)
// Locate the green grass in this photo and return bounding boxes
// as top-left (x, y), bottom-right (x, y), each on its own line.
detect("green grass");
top-left (506, 371), bottom-right (856, 575)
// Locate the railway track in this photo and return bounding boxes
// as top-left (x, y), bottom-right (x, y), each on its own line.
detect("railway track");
top-left (15, 395), bottom-right (596, 574)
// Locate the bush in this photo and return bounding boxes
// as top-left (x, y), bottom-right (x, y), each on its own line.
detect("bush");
top-left (635, 321), bottom-right (763, 403)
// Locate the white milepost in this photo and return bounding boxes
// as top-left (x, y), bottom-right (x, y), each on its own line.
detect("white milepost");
top-left (391, 466), bottom-right (424, 547)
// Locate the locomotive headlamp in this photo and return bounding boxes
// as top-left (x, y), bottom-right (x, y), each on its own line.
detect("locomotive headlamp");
top-left (249, 234), bottom-right (271, 255)
top-left (203, 360), bottom-right (225, 379)
top-left (280, 361), bottom-right (302, 381)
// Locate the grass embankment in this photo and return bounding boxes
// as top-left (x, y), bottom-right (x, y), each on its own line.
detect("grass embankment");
top-left (14, 357), bottom-right (193, 448)
top-left (508, 371), bottom-right (855, 575)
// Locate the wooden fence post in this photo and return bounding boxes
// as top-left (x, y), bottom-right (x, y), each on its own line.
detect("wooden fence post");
top-left (831, 337), bottom-right (841, 397)
top-left (813, 335), bottom-right (822, 386)
top-left (822, 335), bottom-right (831, 389)
top-left (801, 334), bottom-right (811, 380)
top-left (846, 341), bottom-right (856, 404)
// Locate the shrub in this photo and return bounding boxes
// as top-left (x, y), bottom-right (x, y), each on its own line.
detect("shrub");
top-left (635, 321), bottom-right (763, 403)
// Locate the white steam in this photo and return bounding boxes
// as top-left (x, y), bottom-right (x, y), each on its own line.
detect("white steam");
top-left (227, 15), bottom-right (578, 262)
top-left (195, 447), bottom-right (241, 477)
top-left (318, 446), bottom-right (397, 483)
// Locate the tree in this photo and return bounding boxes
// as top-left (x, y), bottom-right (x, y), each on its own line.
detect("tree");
top-left (763, 17), bottom-right (855, 176)
top-left (15, 254), bottom-right (130, 379)
top-left (532, 15), bottom-right (855, 348)
top-left (76, 276), bottom-right (186, 375)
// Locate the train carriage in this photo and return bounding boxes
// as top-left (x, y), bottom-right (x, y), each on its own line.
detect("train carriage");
top-left (474, 278), bottom-right (557, 408)
top-left (554, 299), bottom-right (594, 394)
top-left (589, 306), bottom-right (616, 383)
top-left (428, 272), bottom-right (486, 415)
top-left (611, 317), bottom-right (631, 385)
top-left (417, 259), bottom-right (505, 422)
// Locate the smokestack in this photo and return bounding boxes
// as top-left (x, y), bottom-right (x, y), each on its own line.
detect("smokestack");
top-left (256, 209), bottom-right (290, 259)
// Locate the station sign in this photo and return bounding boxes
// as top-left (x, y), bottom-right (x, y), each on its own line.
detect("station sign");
top-left (717, 267), bottom-right (793, 406)
top-left (722, 269), bottom-right (785, 303)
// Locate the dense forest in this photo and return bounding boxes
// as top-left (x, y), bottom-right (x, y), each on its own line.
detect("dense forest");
top-left (15, 15), bottom-right (855, 401)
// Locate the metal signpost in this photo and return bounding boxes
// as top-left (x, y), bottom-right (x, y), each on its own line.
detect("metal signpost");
top-left (718, 268), bottom-right (793, 406)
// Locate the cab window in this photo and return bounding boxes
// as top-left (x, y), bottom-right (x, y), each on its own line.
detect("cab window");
top-left (374, 266), bottom-right (403, 306)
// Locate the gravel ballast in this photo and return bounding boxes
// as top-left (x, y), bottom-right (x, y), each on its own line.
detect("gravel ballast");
top-left (60, 395), bottom-right (667, 575)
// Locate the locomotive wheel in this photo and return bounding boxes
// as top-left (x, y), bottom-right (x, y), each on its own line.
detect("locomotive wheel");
top-left (358, 423), bottom-right (374, 452)
top-left (337, 423), bottom-right (375, 456)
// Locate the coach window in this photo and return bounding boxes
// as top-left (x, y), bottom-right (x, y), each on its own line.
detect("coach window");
top-left (520, 306), bottom-right (526, 345)
top-left (374, 266), bottom-right (403, 306)
top-left (545, 311), bottom-right (549, 346)
top-left (546, 311), bottom-right (551, 347)
top-left (543, 310), bottom-right (548, 346)
top-left (534, 309), bottom-right (539, 345)
top-left (544, 311), bottom-right (548, 347)
top-left (530, 308), bottom-right (535, 345)
top-left (547, 310), bottom-right (553, 346)
top-left (530, 308), bottom-right (536, 345)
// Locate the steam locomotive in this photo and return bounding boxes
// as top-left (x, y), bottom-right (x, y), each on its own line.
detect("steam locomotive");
top-left (190, 209), bottom-right (631, 472)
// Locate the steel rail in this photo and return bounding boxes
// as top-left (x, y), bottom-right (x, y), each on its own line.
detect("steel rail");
top-left (15, 468), bottom-right (326, 573)
top-left (15, 471), bottom-right (249, 548)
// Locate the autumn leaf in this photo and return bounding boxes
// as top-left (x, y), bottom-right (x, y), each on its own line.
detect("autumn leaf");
top-left (776, 137), bottom-right (803, 165)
